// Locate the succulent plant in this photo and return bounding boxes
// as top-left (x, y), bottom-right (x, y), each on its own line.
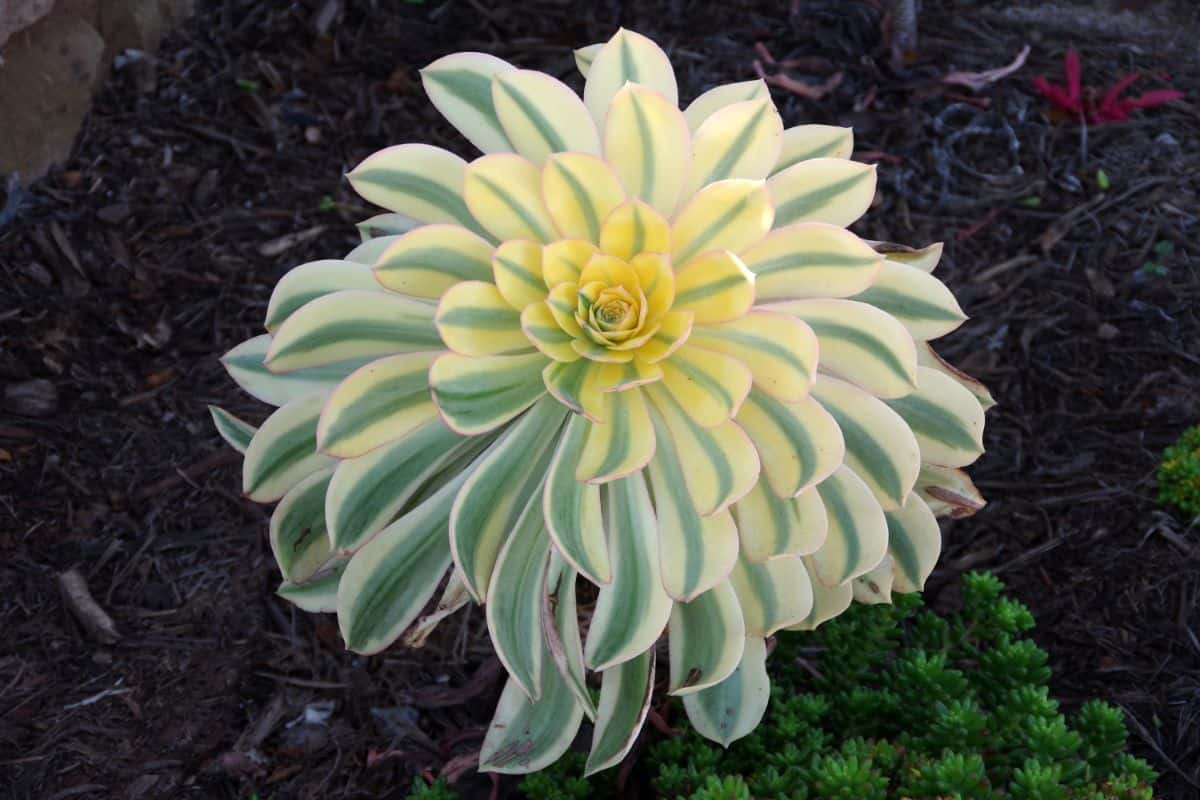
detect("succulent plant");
top-left (212, 28), bottom-right (990, 775)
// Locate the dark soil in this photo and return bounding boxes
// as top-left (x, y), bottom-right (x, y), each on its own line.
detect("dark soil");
top-left (2, 1), bottom-right (1198, 798)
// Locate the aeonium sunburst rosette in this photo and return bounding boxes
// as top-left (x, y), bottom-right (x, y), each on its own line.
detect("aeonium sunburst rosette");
top-left (211, 29), bottom-right (993, 775)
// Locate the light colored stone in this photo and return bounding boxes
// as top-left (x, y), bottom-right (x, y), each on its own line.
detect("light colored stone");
top-left (0, 10), bottom-right (106, 180)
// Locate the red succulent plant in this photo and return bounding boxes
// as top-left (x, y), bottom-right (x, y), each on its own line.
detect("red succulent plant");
top-left (1032, 49), bottom-right (1184, 124)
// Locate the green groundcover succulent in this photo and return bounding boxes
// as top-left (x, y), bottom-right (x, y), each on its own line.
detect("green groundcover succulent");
top-left (1158, 423), bottom-right (1200, 519)
top-left (409, 573), bottom-right (1157, 799)
top-left (213, 29), bottom-right (992, 773)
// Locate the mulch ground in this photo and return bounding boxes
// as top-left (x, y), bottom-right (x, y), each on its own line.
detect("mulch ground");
top-left (2, 1), bottom-right (1198, 798)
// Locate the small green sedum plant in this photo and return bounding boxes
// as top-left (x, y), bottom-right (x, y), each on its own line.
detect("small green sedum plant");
top-left (1158, 423), bottom-right (1200, 519)
top-left (212, 29), bottom-right (991, 774)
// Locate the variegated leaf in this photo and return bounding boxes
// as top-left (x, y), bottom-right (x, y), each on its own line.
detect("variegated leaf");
top-left (242, 394), bottom-right (334, 502)
top-left (544, 565), bottom-right (597, 719)
top-left (450, 397), bottom-right (567, 600)
top-left (222, 335), bottom-right (367, 407)
top-left (265, 260), bottom-right (382, 332)
top-left (645, 385), bottom-right (760, 516)
top-left (348, 144), bottom-right (488, 237)
top-left (852, 555), bottom-right (895, 605)
top-left (668, 580), bottom-right (745, 694)
top-left (430, 351), bottom-right (549, 435)
top-left (356, 212), bottom-right (421, 241)
top-left (586, 649), bottom-right (655, 775)
top-left (659, 343), bottom-right (752, 428)
top-left (770, 298), bottom-right (918, 399)
top-left (209, 405), bottom-right (256, 453)
top-left (682, 636), bottom-right (769, 747)
top-left (325, 419), bottom-right (469, 554)
top-left (487, 491), bottom-right (552, 699)
top-left (672, 250), bottom-right (756, 325)
top-left (686, 98), bottom-right (783, 195)
top-left (672, 180), bottom-right (774, 269)
top-left (584, 28), bottom-right (678, 125)
top-left (421, 52), bottom-right (515, 154)
top-left (270, 467), bottom-right (335, 583)
top-left (740, 223), bottom-right (883, 302)
top-left (576, 387), bottom-right (656, 483)
top-left (316, 352), bottom-right (438, 458)
top-left (736, 390), bottom-right (845, 498)
top-left (266, 290), bottom-right (440, 373)
top-left (464, 154), bottom-right (558, 243)
top-left (687, 310), bottom-right (817, 403)
top-left (435, 280), bottom-right (529, 356)
top-left (787, 558), bottom-right (853, 630)
top-left (810, 376), bottom-right (921, 511)
top-left (493, 69), bottom-right (601, 164)
top-left (811, 465), bottom-right (889, 586)
top-left (373, 224), bottom-right (495, 300)
top-left (479, 642), bottom-right (585, 774)
top-left (917, 342), bottom-right (996, 410)
top-left (886, 493), bottom-right (941, 594)
top-left (585, 472), bottom-right (672, 670)
top-left (733, 481), bottom-right (828, 562)
top-left (852, 260), bottom-right (966, 340)
top-left (768, 157), bottom-right (876, 228)
top-left (337, 470), bottom-right (470, 654)
top-left (885, 366), bottom-right (985, 468)
top-left (683, 79), bottom-right (770, 132)
top-left (647, 410), bottom-right (740, 601)
top-left (544, 413), bottom-right (610, 585)
top-left (917, 463), bottom-right (986, 519)
top-left (542, 153), bottom-right (626, 244)
top-left (603, 84), bottom-right (691, 216)
top-left (276, 563), bottom-right (345, 613)
top-left (729, 555), bottom-right (814, 636)
top-left (574, 43), bottom-right (603, 78)
top-left (772, 125), bottom-right (854, 174)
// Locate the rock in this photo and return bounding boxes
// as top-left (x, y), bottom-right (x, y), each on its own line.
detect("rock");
top-left (0, 0), bottom-right (56, 47)
top-left (0, 11), bottom-right (107, 181)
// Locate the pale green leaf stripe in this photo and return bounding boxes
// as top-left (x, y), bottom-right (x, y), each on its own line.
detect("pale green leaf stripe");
top-left (745, 391), bottom-right (819, 488)
top-left (269, 317), bottom-right (442, 366)
top-left (818, 402), bottom-right (905, 510)
top-left (590, 390), bottom-right (639, 479)
top-left (699, 328), bottom-right (809, 378)
top-left (853, 286), bottom-right (965, 323)
top-left (327, 422), bottom-right (466, 552)
top-left (451, 398), bottom-right (568, 599)
top-left (586, 650), bottom-right (654, 776)
top-left (649, 412), bottom-right (712, 594)
top-left (885, 394), bottom-right (980, 454)
top-left (438, 306), bottom-right (523, 330)
top-left (775, 170), bottom-right (872, 228)
top-left (496, 79), bottom-right (568, 152)
top-left (473, 172), bottom-right (555, 243)
top-left (669, 582), bottom-right (744, 694)
top-left (773, 138), bottom-right (845, 174)
top-left (356, 213), bottom-right (420, 240)
top-left (544, 414), bottom-right (610, 584)
top-left (553, 161), bottom-right (602, 242)
top-left (377, 246), bottom-right (493, 282)
top-left (434, 358), bottom-right (549, 432)
top-left (223, 336), bottom-right (370, 406)
top-left (707, 103), bottom-right (768, 184)
top-left (349, 167), bottom-right (487, 237)
top-left (526, 323), bottom-right (574, 344)
top-left (732, 557), bottom-right (780, 632)
top-left (338, 470), bottom-right (469, 653)
top-left (673, 273), bottom-right (749, 307)
top-left (630, 91), bottom-right (655, 205)
top-left (885, 508), bottom-right (923, 590)
top-left (655, 391), bottom-right (734, 506)
top-left (319, 368), bottom-right (431, 453)
top-left (683, 637), bottom-right (769, 747)
top-left (271, 469), bottom-right (333, 582)
top-left (225, 351), bottom-right (371, 383)
top-left (480, 646), bottom-right (584, 774)
top-left (425, 68), bottom-right (502, 123)
top-left (495, 254), bottom-right (548, 292)
top-left (277, 563), bottom-right (345, 613)
top-left (675, 192), bottom-right (753, 266)
top-left (488, 492), bottom-right (552, 699)
top-left (630, 201), bottom-right (647, 255)
top-left (209, 406), bottom-right (256, 453)
top-left (244, 403), bottom-right (324, 498)
top-left (620, 33), bottom-right (640, 82)
top-left (816, 474), bottom-right (861, 584)
top-left (750, 250), bottom-right (880, 276)
top-left (806, 319), bottom-right (912, 388)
